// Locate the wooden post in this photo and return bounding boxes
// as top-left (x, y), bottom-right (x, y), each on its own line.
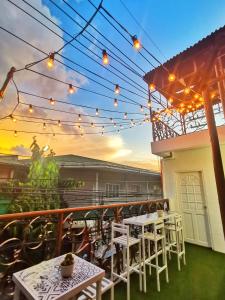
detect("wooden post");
top-left (0, 67), bottom-right (16, 98)
top-left (56, 213), bottom-right (64, 256)
top-left (203, 89), bottom-right (225, 237)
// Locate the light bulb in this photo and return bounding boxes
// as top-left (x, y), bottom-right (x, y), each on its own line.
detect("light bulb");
top-left (114, 84), bottom-right (120, 94)
top-left (78, 114), bottom-right (82, 121)
top-left (10, 114), bottom-right (16, 122)
top-left (102, 50), bottom-right (109, 65)
top-left (14, 130), bottom-right (17, 137)
top-left (58, 120), bottom-right (61, 127)
top-left (114, 99), bottom-right (118, 107)
top-left (124, 112), bottom-right (127, 119)
top-left (28, 104), bottom-right (33, 113)
top-left (147, 100), bottom-right (151, 108)
top-left (47, 52), bottom-right (55, 68)
top-left (49, 97), bottom-right (55, 105)
top-left (149, 83), bottom-right (155, 91)
top-left (68, 84), bottom-right (75, 94)
top-left (140, 105), bottom-right (144, 112)
top-left (184, 87), bottom-right (190, 95)
top-left (43, 123), bottom-right (46, 129)
top-left (168, 73), bottom-right (176, 82)
top-left (96, 108), bottom-right (99, 115)
top-left (102, 126), bottom-right (104, 131)
top-left (132, 35), bottom-right (141, 50)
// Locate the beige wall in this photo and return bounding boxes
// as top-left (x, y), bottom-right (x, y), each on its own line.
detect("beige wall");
top-left (162, 145), bottom-right (225, 253)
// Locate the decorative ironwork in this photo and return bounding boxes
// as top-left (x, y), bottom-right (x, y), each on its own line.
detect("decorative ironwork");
top-left (0, 198), bottom-right (168, 299)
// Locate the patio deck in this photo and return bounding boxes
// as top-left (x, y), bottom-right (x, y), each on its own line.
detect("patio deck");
top-left (105, 243), bottom-right (225, 300)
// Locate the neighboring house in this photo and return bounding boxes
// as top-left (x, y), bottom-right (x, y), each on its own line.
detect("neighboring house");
top-left (144, 26), bottom-right (225, 253)
top-left (0, 154), bottom-right (162, 206)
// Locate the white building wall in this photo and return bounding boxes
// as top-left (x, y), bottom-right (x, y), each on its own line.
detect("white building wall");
top-left (162, 145), bottom-right (225, 253)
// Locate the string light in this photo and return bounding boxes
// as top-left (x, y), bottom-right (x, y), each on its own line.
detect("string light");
top-left (149, 83), bottom-right (155, 91)
top-left (131, 35), bottom-right (141, 50)
top-left (43, 122), bottom-right (46, 129)
top-left (28, 104), bottom-right (33, 113)
top-left (102, 50), bottom-right (109, 65)
top-left (58, 120), bottom-right (61, 127)
top-left (114, 99), bottom-right (118, 107)
top-left (114, 84), bottom-right (120, 94)
top-left (96, 108), bottom-right (99, 115)
top-left (10, 114), bottom-right (16, 122)
top-left (78, 114), bottom-right (82, 121)
top-left (68, 84), bottom-right (75, 94)
top-left (194, 94), bottom-right (200, 100)
top-left (168, 73), bottom-right (176, 82)
top-left (47, 52), bottom-right (55, 68)
top-left (14, 130), bottom-right (17, 137)
top-left (49, 97), bottom-right (55, 105)
top-left (124, 112), bottom-right (127, 119)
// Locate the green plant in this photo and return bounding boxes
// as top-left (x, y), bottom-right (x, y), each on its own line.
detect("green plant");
top-left (61, 253), bottom-right (74, 266)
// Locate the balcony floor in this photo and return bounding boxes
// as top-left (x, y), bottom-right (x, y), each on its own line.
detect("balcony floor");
top-left (105, 243), bottom-right (225, 300)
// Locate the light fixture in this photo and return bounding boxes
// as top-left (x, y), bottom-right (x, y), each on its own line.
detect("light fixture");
top-left (124, 112), bottom-right (127, 119)
top-left (10, 114), bottom-right (16, 122)
top-left (68, 84), bottom-right (75, 94)
top-left (131, 35), bottom-right (141, 50)
top-left (47, 52), bottom-right (55, 68)
top-left (49, 97), bottom-right (55, 105)
top-left (96, 108), bottom-right (99, 115)
top-left (78, 114), bottom-right (82, 121)
top-left (102, 50), bottom-right (109, 65)
top-left (58, 120), bottom-right (61, 127)
top-left (114, 99), bottom-right (118, 107)
top-left (149, 83), bottom-right (155, 91)
top-left (28, 104), bottom-right (33, 113)
top-left (168, 73), bottom-right (176, 82)
top-left (14, 130), bottom-right (17, 137)
top-left (114, 84), bottom-right (120, 94)
top-left (184, 87), bottom-right (190, 95)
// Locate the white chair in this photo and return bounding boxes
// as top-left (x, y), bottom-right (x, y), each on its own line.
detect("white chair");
top-left (143, 220), bottom-right (169, 292)
top-left (78, 277), bottom-right (114, 300)
top-left (111, 222), bottom-right (142, 300)
top-left (165, 214), bottom-right (186, 271)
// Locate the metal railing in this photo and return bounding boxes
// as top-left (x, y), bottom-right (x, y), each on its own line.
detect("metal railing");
top-left (0, 198), bottom-right (168, 298)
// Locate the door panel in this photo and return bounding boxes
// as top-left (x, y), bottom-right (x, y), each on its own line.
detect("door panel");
top-left (177, 171), bottom-right (211, 247)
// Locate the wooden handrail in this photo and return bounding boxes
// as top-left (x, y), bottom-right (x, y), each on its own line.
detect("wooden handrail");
top-left (0, 198), bottom-right (167, 220)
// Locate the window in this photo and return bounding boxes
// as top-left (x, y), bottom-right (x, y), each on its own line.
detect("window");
top-left (105, 183), bottom-right (120, 198)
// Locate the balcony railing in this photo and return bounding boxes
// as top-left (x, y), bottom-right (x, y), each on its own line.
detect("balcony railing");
top-left (0, 198), bottom-right (168, 298)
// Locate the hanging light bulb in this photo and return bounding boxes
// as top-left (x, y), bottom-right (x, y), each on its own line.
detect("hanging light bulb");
top-left (184, 87), bottom-right (190, 95)
top-left (168, 97), bottom-right (173, 104)
top-left (124, 112), bottom-right (127, 119)
top-left (28, 104), bottom-right (33, 113)
top-left (101, 131), bottom-right (104, 136)
top-left (78, 114), bottom-right (82, 121)
top-left (131, 35), bottom-right (141, 50)
top-left (147, 100), bottom-right (151, 108)
top-left (110, 117), bottom-right (113, 123)
top-left (14, 130), bottom-right (17, 137)
top-left (96, 108), bottom-right (99, 115)
top-left (114, 84), bottom-right (120, 94)
top-left (114, 122), bottom-right (117, 128)
top-left (168, 73), bottom-right (176, 82)
top-left (194, 94), bottom-right (200, 100)
top-left (102, 50), bottom-right (109, 65)
top-left (102, 126), bottom-right (105, 131)
top-left (149, 83), bottom-right (155, 91)
top-left (120, 124), bottom-right (123, 129)
top-left (10, 114), bottom-right (16, 122)
top-left (58, 120), bottom-right (61, 127)
top-left (43, 123), bottom-right (46, 129)
top-left (68, 84), bottom-right (75, 94)
top-left (47, 52), bottom-right (55, 68)
top-left (91, 122), bottom-right (94, 128)
top-left (140, 105), bottom-right (144, 112)
top-left (114, 99), bottom-right (118, 107)
top-left (49, 97), bottom-right (55, 105)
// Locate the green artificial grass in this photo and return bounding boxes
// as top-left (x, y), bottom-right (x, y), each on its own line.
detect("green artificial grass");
top-left (104, 244), bottom-right (225, 300)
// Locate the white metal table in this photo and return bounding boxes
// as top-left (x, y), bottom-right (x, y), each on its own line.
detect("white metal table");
top-left (13, 254), bottom-right (105, 300)
top-left (123, 211), bottom-right (176, 292)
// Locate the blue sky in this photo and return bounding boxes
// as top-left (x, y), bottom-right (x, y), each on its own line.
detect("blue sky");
top-left (1, 0), bottom-right (225, 169)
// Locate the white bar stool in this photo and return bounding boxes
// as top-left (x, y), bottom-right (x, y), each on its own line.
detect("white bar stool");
top-left (143, 219), bottom-right (169, 292)
top-left (165, 214), bottom-right (186, 271)
top-left (111, 222), bottom-right (142, 300)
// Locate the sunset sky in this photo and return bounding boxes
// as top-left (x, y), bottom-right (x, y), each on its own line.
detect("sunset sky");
top-left (0, 0), bottom-right (225, 171)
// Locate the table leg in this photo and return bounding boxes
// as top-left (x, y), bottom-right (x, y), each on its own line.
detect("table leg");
top-left (96, 279), bottom-right (102, 300)
top-left (13, 285), bottom-right (20, 300)
top-left (142, 226), bottom-right (146, 293)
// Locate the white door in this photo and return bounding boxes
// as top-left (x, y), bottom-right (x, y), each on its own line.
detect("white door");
top-left (177, 171), bottom-right (211, 247)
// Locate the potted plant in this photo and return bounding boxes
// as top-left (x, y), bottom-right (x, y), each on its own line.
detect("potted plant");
top-left (60, 253), bottom-right (75, 278)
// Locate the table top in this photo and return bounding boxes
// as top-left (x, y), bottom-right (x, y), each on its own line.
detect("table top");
top-left (123, 211), bottom-right (176, 226)
top-left (13, 254), bottom-right (105, 300)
